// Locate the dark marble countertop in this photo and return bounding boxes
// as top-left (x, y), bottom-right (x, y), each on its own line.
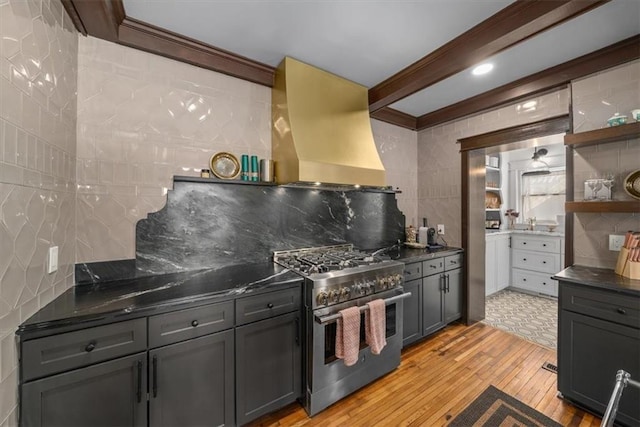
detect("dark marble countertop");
top-left (553, 265), bottom-right (640, 296)
top-left (18, 263), bottom-right (303, 337)
top-left (392, 246), bottom-right (463, 264)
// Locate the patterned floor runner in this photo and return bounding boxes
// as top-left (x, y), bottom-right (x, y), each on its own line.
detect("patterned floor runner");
top-left (483, 288), bottom-right (557, 349)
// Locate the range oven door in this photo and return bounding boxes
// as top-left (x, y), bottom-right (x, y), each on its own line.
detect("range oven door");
top-left (309, 288), bottom-right (408, 394)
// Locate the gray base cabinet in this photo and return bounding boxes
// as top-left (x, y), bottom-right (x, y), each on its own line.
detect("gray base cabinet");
top-left (21, 352), bottom-right (147, 427)
top-left (20, 285), bottom-right (302, 427)
top-left (402, 252), bottom-right (463, 347)
top-left (236, 311), bottom-right (301, 426)
top-left (149, 330), bottom-right (234, 427)
top-left (558, 282), bottom-right (640, 426)
top-left (402, 279), bottom-right (422, 346)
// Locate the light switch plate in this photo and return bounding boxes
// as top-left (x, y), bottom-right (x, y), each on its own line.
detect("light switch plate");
top-left (437, 224), bottom-right (445, 235)
top-left (608, 235), bottom-right (625, 251)
top-left (47, 246), bottom-right (58, 274)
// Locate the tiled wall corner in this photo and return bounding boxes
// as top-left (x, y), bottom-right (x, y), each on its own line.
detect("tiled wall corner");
top-left (417, 89), bottom-right (570, 247)
top-left (371, 119), bottom-right (418, 224)
top-left (75, 36), bottom-right (272, 262)
top-left (570, 60), bottom-right (640, 269)
top-left (0, 0), bottom-right (78, 424)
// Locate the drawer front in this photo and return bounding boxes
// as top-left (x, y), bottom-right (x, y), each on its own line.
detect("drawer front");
top-left (512, 236), bottom-right (561, 253)
top-left (512, 249), bottom-right (559, 274)
top-left (148, 300), bottom-right (234, 348)
top-left (403, 262), bottom-right (422, 280)
top-left (560, 282), bottom-right (640, 329)
top-left (512, 269), bottom-right (558, 297)
top-left (422, 258), bottom-right (444, 276)
top-left (22, 318), bottom-right (147, 381)
top-left (444, 254), bottom-right (463, 271)
top-left (236, 287), bottom-right (301, 326)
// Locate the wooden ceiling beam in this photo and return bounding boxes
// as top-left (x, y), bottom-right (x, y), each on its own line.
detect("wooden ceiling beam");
top-left (416, 35), bottom-right (640, 131)
top-left (370, 108), bottom-right (417, 130)
top-left (368, 0), bottom-right (610, 112)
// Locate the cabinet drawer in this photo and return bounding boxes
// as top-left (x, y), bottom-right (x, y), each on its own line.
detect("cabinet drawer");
top-left (512, 236), bottom-right (561, 253)
top-left (422, 258), bottom-right (444, 276)
top-left (560, 283), bottom-right (640, 329)
top-left (512, 269), bottom-right (558, 297)
top-left (22, 318), bottom-right (147, 381)
top-left (512, 249), bottom-right (559, 274)
top-left (148, 301), bottom-right (234, 348)
top-left (236, 287), bottom-right (301, 326)
top-left (444, 254), bottom-right (463, 271)
top-left (403, 262), bottom-right (422, 280)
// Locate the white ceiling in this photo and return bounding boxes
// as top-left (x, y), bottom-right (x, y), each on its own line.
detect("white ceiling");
top-left (123, 0), bottom-right (639, 118)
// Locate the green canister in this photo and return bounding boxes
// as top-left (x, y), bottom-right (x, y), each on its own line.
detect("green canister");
top-left (250, 155), bottom-right (259, 181)
top-left (241, 155), bottom-right (249, 181)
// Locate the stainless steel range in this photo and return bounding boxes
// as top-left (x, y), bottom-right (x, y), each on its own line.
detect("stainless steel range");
top-left (273, 244), bottom-right (409, 416)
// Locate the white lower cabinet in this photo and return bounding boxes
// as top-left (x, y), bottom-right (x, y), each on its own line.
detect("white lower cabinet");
top-left (485, 233), bottom-right (510, 296)
top-left (510, 234), bottom-right (562, 297)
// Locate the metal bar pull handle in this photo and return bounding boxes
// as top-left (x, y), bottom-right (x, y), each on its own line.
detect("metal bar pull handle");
top-left (152, 355), bottom-right (158, 398)
top-left (315, 292), bottom-right (412, 324)
top-left (136, 360), bottom-right (142, 403)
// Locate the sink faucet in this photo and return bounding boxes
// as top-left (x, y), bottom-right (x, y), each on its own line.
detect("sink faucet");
top-left (527, 217), bottom-right (536, 231)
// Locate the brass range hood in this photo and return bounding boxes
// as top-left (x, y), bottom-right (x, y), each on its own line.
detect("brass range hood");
top-left (272, 57), bottom-right (386, 187)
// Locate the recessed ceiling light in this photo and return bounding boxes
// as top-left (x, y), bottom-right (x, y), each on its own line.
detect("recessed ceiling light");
top-left (472, 63), bottom-right (494, 76)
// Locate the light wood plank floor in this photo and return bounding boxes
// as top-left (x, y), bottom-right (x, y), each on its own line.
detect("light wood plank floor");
top-left (249, 322), bottom-right (601, 426)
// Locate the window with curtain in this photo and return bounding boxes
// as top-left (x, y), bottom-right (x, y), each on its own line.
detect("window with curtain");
top-left (521, 170), bottom-right (565, 221)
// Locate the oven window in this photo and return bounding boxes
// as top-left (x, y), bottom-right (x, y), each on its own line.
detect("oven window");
top-left (324, 303), bottom-right (397, 364)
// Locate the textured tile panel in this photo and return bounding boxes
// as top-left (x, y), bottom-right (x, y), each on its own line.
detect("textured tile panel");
top-left (0, 0), bottom-right (77, 423)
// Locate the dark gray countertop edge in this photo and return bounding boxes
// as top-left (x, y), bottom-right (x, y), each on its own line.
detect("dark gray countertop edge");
top-left (394, 247), bottom-right (464, 264)
top-left (17, 268), bottom-right (303, 338)
top-left (553, 265), bottom-right (640, 296)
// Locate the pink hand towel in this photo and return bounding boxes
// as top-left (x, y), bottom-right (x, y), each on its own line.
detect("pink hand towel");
top-left (335, 306), bottom-right (361, 366)
top-left (365, 299), bottom-right (386, 355)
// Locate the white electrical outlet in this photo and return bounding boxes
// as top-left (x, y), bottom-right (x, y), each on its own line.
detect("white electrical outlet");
top-left (608, 235), bottom-right (625, 251)
top-left (47, 246), bottom-right (58, 274)
top-left (437, 224), bottom-right (445, 235)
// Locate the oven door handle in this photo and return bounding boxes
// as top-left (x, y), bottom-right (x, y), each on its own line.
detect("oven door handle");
top-left (314, 292), bottom-right (412, 325)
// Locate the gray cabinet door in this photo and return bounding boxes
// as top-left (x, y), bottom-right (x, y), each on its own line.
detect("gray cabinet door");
top-left (236, 311), bottom-right (301, 425)
top-left (422, 274), bottom-right (444, 336)
top-left (149, 329), bottom-right (235, 427)
top-left (444, 268), bottom-right (462, 324)
top-left (21, 352), bottom-right (147, 427)
top-left (402, 278), bottom-right (422, 347)
top-left (559, 311), bottom-right (640, 426)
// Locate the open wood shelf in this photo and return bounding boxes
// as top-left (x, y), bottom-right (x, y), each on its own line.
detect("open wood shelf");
top-left (565, 200), bottom-right (640, 213)
top-left (564, 122), bottom-right (640, 147)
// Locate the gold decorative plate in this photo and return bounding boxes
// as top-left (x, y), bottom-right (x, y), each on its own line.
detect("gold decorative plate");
top-left (210, 152), bottom-right (240, 179)
top-left (623, 170), bottom-right (640, 200)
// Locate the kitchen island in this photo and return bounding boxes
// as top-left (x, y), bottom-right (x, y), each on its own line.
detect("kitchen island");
top-left (554, 265), bottom-right (640, 426)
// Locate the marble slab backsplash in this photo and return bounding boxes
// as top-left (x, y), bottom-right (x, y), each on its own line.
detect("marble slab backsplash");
top-left (93, 178), bottom-right (405, 277)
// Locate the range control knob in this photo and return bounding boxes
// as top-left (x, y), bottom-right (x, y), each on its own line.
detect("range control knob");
top-left (340, 287), bottom-right (351, 300)
top-left (364, 281), bottom-right (375, 294)
top-left (379, 278), bottom-right (388, 290)
top-left (328, 290), bottom-right (340, 304)
top-left (354, 283), bottom-right (365, 296)
top-left (387, 276), bottom-right (396, 288)
top-left (316, 290), bottom-right (329, 306)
